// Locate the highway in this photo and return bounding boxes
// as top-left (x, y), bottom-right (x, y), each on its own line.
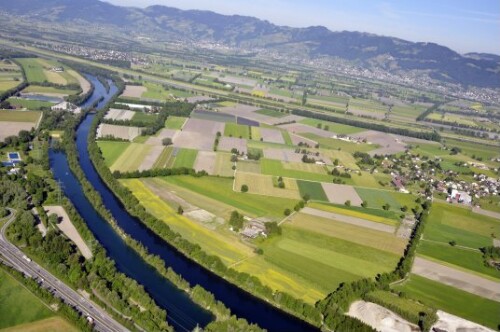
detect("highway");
top-left (0, 209), bottom-right (129, 332)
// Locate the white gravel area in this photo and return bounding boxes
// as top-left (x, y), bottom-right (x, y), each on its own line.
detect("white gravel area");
top-left (105, 108), bottom-right (136, 121)
top-left (432, 310), bottom-right (495, 332)
top-left (348, 300), bottom-right (420, 332)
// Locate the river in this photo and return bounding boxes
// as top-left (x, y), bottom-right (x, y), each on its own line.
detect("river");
top-left (50, 75), bottom-right (316, 332)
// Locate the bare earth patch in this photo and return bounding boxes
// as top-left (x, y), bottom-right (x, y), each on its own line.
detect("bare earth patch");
top-left (138, 145), bottom-right (164, 171)
top-left (259, 128), bottom-right (285, 144)
top-left (121, 85), bottom-right (147, 98)
top-left (44, 205), bottom-right (92, 259)
top-left (301, 207), bottom-right (395, 233)
top-left (104, 108), bottom-right (135, 121)
top-left (348, 300), bottom-right (420, 332)
top-left (321, 183), bottom-right (364, 206)
top-left (218, 137), bottom-right (248, 154)
top-left (412, 257), bottom-right (500, 301)
top-left (263, 148), bottom-right (303, 163)
top-left (194, 151), bottom-right (217, 174)
top-left (145, 128), bottom-right (179, 146)
top-left (0, 122), bottom-right (37, 141)
top-left (186, 95), bottom-right (215, 103)
top-left (96, 124), bottom-right (142, 141)
top-left (278, 123), bottom-right (332, 137)
top-left (432, 310), bottom-right (495, 332)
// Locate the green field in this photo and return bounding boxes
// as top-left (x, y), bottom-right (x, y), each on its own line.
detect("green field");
top-left (110, 143), bottom-right (152, 172)
top-left (165, 116), bottom-right (187, 129)
top-left (255, 109), bottom-right (287, 118)
top-left (355, 187), bottom-right (403, 211)
top-left (97, 141), bottom-right (131, 167)
top-left (237, 160), bottom-right (261, 173)
top-left (296, 180), bottom-right (328, 201)
top-left (250, 127), bottom-right (262, 140)
top-left (300, 118), bottom-right (364, 135)
top-left (365, 290), bottom-right (434, 321)
top-left (0, 269), bottom-right (54, 329)
top-left (0, 61), bottom-right (23, 93)
top-left (308, 202), bottom-right (399, 226)
top-left (260, 227), bottom-right (400, 295)
top-left (214, 152), bottom-right (235, 177)
top-left (17, 58), bottom-right (78, 86)
top-left (153, 146), bottom-right (174, 169)
top-left (281, 130), bottom-right (293, 145)
top-left (261, 159), bottom-right (333, 182)
top-left (289, 212), bottom-right (406, 254)
top-left (132, 112), bottom-right (158, 124)
top-left (393, 274), bottom-right (500, 329)
top-left (22, 85), bottom-right (78, 96)
top-left (6, 98), bottom-right (54, 109)
top-left (172, 148), bottom-right (198, 168)
top-left (121, 178), bottom-right (253, 265)
top-left (416, 202), bottom-right (500, 278)
top-left (161, 175), bottom-right (299, 217)
top-left (0, 110), bottom-right (42, 123)
top-left (224, 123), bottom-right (250, 139)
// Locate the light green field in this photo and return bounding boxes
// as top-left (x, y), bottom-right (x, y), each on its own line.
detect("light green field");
top-left (321, 149), bottom-right (359, 169)
top-left (17, 58), bottom-right (78, 86)
top-left (172, 148), bottom-right (198, 168)
top-left (214, 152), bottom-right (235, 177)
top-left (393, 274), bottom-right (500, 329)
top-left (22, 85), bottom-right (78, 96)
top-left (131, 112), bottom-right (157, 124)
top-left (153, 146), bottom-right (174, 169)
top-left (1, 317), bottom-right (79, 332)
top-left (300, 118), bottom-right (363, 135)
top-left (261, 159), bottom-right (333, 182)
top-left (302, 133), bottom-right (376, 153)
top-left (224, 123), bottom-right (250, 139)
top-left (97, 141), bottom-right (131, 167)
top-left (6, 98), bottom-right (54, 109)
top-left (161, 176), bottom-right (299, 217)
top-left (365, 290), bottom-right (434, 321)
top-left (110, 143), bottom-right (152, 172)
top-left (0, 269), bottom-right (54, 329)
top-left (250, 127), bottom-right (261, 140)
top-left (141, 82), bottom-right (170, 100)
top-left (356, 187), bottom-right (403, 212)
top-left (349, 171), bottom-right (383, 188)
top-left (281, 130), bottom-right (293, 145)
top-left (165, 116), bottom-right (187, 129)
top-left (259, 227), bottom-right (400, 296)
top-left (283, 161), bottom-right (329, 174)
top-left (0, 61), bottom-right (22, 93)
top-left (288, 212), bottom-right (406, 255)
top-left (0, 110), bottom-right (42, 123)
top-left (308, 202), bottom-right (399, 226)
top-left (234, 172), bottom-right (301, 199)
top-left (237, 160), bottom-right (261, 173)
top-left (0, 81), bottom-right (21, 92)
top-left (255, 109), bottom-right (286, 118)
top-left (121, 178), bottom-right (253, 265)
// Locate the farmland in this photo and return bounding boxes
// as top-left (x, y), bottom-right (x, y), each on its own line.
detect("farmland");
top-left (224, 123), bottom-right (250, 139)
top-left (6, 98), bottom-right (54, 109)
top-left (16, 58), bottom-right (79, 86)
top-left (109, 143), bottom-right (153, 172)
top-left (261, 159), bottom-right (333, 182)
top-left (393, 274), bottom-right (500, 330)
top-left (120, 178), bottom-right (253, 265)
top-left (0, 110), bottom-right (42, 141)
top-left (97, 141), bottom-right (131, 167)
top-left (172, 148), bottom-right (198, 168)
top-left (0, 269), bottom-right (54, 329)
top-left (165, 116), bottom-right (187, 129)
top-left (0, 59), bottom-right (23, 93)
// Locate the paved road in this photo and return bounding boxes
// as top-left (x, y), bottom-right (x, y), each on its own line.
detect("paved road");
top-left (0, 209), bottom-right (129, 332)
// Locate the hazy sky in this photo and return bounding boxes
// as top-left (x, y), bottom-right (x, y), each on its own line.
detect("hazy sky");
top-left (105, 0), bottom-right (500, 54)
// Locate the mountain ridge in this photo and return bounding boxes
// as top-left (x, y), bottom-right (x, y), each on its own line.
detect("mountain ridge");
top-left (0, 0), bottom-right (499, 88)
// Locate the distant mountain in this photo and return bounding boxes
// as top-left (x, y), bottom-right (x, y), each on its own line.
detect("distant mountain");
top-left (1, 0), bottom-right (499, 88)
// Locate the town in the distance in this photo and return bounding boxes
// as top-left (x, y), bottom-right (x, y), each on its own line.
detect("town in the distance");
top-left (0, 0), bottom-right (499, 332)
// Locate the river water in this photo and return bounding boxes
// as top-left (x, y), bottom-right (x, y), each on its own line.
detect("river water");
top-left (49, 75), bottom-right (316, 332)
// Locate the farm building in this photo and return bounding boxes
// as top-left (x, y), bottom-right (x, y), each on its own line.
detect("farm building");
top-left (51, 101), bottom-right (82, 114)
top-left (448, 189), bottom-right (472, 205)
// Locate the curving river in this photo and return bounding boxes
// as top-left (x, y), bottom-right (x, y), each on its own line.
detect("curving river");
top-left (49, 75), bottom-right (316, 332)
